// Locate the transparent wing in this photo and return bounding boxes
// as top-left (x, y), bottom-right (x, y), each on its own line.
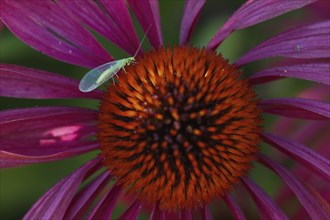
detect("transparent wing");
top-left (79, 61), bottom-right (121, 92)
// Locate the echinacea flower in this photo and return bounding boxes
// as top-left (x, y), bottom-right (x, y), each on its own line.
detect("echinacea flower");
top-left (1, 0), bottom-right (329, 219)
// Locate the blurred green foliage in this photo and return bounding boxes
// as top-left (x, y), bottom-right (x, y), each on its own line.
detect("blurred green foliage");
top-left (0, 1), bottom-right (315, 219)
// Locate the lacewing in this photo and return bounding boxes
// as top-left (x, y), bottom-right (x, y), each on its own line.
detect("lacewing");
top-left (79, 26), bottom-right (151, 92)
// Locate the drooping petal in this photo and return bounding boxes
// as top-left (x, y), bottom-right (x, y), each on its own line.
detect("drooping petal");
top-left (179, 0), bottom-right (206, 44)
top-left (271, 119), bottom-right (328, 147)
top-left (259, 98), bottom-right (330, 120)
top-left (201, 205), bottom-right (212, 220)
top-left (308, 0), bottom-right (330, 19)
top-left (0, 64), bottom-right (102, 99)
top-left (150, 202), bottom-right (165, 220)
top-left (293, 121), bottom-right (329, 144)
top-left (207, 0), bottom-right (318, 50)
top-left (241, 177), bottom-right (288, 220)
top-left (87, 184), bottom-right (122, 220)
top-left (0, 107), bottom-right (98, 168)
top-left (0, 0), bottom-right (112, 68)
top-left (118, 200), bottom-right (143, 220)
top-left (262, 133), bottom-right (330, 181)
top-left (163, 212), bottom-right (181, 220)
top-left (236, 21), bottom-right (330, 65)
top-left (65, 171), bottom-right (111, 219)
top-left (296, 84), bottom-right (330, 101)
top-left (301, 182), bottom-right (330, 216)
top-left (59, 0), bottom-right (140, 56)
top-left (127, 0), bottom-right (163, 48)
top-left (258, 154), bottom-right (329, 219)
top-left (223, 193), bottom-right (246, 220)
top-left (249, 63), bottom-right (330, 85)
top-left (180, 210), bottom-right (193, 220)
top-left (0, 143), bottom-right (98, 169)
top-left (0, 106), bottom-right (98, 149)
top-left (23, 158), bottom-right (101, 220)
top-left (275, 135), bottom-right (330, 206)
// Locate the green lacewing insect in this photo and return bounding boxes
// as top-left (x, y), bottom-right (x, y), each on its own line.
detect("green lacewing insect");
top-left (79, 26), bottom-right (151, 92)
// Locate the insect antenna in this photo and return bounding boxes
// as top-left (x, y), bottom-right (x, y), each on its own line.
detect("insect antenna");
top-left (133, 24), bottom-right (152, 58)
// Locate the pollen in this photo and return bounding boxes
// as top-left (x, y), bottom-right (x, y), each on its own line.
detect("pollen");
top-left (98, 46), bottom-right (262, 211)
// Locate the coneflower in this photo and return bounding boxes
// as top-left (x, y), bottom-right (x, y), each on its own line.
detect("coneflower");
top-left (0, 0), bottom-right (329, 219)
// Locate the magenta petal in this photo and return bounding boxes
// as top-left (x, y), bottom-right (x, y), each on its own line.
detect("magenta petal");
top-left (258, 154), bottom-right (329, 219)
top-left (127, 0), bottom-right (163, 48)
top-left (201, 205), bottom-right (212, 220)
top-left (150, 202), bottom-right (165, 220)
top-left (259, 98), bottom-right (330, 120)
top-left (118, 200), bottom-right (143, 220)
top-left (293, 121), bottom-right (330, 144)
top-left (65, 171), bottom-right (111, 219)
top-left (0, 143), bottom-right (98, 169)
top-left (23, 158), bottom-right (101, 220)
top-left (87, 184), bottom-right (122, 220)
top-left (0, 107), bottom-right (98, 168)
top-left (207, 0), bottom-right (317, 50)
top-left (262, 133), bottom-right (330, 181)
top-left (241, 178), bottom-right (288, 220)
top-left (236, 21), bottom-right (330, 65)
top-left (223, 193), bottom-right (246, 220)
top-left (180, 210), bottom-right (192, 220)
top-left (1, 0), bottom-right (112, 68)
top-left (59, 0), bottom-right (139, 56)
top-left (249, 63), bottom-right (330, 85)
top-left (0, 64), bottom-right (102, 99)
top-left (179, 0), bottom-right (206, 44)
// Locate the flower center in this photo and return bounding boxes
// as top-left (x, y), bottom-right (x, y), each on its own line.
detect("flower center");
top-left (98, 46), bottom-right (262, 211)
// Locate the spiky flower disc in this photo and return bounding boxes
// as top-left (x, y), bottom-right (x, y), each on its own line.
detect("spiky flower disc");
top-left (98, 46), bottom-right (262, 211)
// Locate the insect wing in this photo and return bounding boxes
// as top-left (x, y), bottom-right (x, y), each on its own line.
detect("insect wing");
top-left (79, 61), bottom-right (120, 92)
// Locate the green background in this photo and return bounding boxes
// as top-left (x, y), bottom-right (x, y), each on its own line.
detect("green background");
top-left (0, 1), bottom-right (318, 219)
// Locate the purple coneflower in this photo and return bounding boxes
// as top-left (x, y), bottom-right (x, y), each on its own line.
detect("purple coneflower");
top-left (1, 0), bottom-right (329, 219)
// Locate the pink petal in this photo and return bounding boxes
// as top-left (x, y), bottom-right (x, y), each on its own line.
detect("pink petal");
top-left (300, 182), bottom-right (330, 216)
top-left (118, 200), bottom-right (143, 220)
top-left (59, 0), bottom-right (140, 56)
top-left (0, 143), bottom-right (98, 169)
top-left (271, 119), bottom-right (329, 148)
top-left (308, 0), bottom-right (330, 19)
top-left (293, 121), bottom-right (329, 144)
top-left (0, 107), bottom-right (98, 168)
top-left (127, 0), bottom-right (163, 48)
top-left (262, 133), bottom-right (330, 181)
top-left (150, 202), bottom-right (165, 220)
top-left (249, 63), bottom-right (330, 85)
top-left (0, 64), bottom-right (102, 99)
top-left (201, 205), bottom-right (212, 220)
top-left (259, 98), bottom-right (330, 120)
top-left (258, 154), bottom-right (329, 219)
top-left (207, 0), bottom-right (317, 50)
top-left (1, 0), bottom-right (112, 68)
top-left (241, 177), bottom-right (288, 220)
top-left (179, 0), bottom-right (206, 44)
top-left (296, 84), bottom-right (329, 101)
top-left (162, 211), bottom-right (181, 220)
top-left (223, 193), bottom-right (246, 220)
top-left (65, 171), bottom-right (111, 219)
top-left (87, 184), bottom-right (122, 220)
top-left (236, 21), bottom-right (330, 65)
top-left (180, 210), bottom-right (192, 220)
top-left (23, 158), bottom-right (101, 220)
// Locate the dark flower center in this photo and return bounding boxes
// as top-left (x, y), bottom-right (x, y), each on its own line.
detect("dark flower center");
top-left (98, 46), bottom-right (262, 211)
